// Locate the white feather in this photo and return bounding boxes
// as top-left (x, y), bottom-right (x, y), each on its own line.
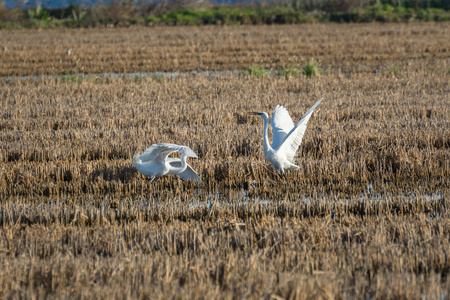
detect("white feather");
top-left (132, 143), bottom-right (201, 183)
top-left (251, 98), bottom-right (323, 174)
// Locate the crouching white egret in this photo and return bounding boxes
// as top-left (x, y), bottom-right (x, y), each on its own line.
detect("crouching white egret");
top-left (131, 143), bottom-right (202, 184)
top-left (250, 98), bottom-right (323, 174)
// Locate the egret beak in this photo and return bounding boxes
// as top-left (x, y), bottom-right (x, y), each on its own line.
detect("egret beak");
top-left (248, 112), bottom-right (261, 116)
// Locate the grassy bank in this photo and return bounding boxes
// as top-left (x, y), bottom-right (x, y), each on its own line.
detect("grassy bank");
top-left (0, 2), bottom-right (449, 29)
top-left (145, 5), bottom-right (450, 25)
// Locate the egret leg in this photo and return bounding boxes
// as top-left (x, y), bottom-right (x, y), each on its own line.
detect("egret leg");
top-left (271, 170), bottom-right (284, 185)
top-left (149, 176), bottom-right (158, 197)
top-left (276, 171), bottom-right (287, 180)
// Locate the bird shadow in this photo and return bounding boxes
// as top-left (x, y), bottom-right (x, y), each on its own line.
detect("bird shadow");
top-left (89, 165), bottom-right (138, 184)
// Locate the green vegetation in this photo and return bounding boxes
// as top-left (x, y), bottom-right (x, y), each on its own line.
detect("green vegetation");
top-left (60, 72), bottom-right (84, 83)
top-left (390, 65), bottom-right (401, 77)
top-left (246, 61), bottom-right (322, 79)
top-left (146, 7), bottom-right (312, 25)
top-left (303, 60), bottom-right (322, 77)
top-left (247, 65), bottom-right (270, 78)
top-left (0, 1), bottom-right (449, 29)
top-left (151, 73), bottom-right (165, 83)
top-left (329, 4), bottom-right (450, 22)
top-left (279, 65), bottom-right (303, 79)
top-left (27, 4), bottom-right (53, 22)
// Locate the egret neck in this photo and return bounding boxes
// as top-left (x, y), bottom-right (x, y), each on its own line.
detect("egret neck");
top-left (261, 113), bottom-right (274, 154)
top-left (168, 153), bottom-right (189, 174)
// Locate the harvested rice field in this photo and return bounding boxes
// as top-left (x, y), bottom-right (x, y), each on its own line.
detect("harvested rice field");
top-left (0, 23), bottom-right (449, 299)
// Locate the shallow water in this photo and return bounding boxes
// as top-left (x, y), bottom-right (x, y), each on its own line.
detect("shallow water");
top-left (3, 70), bottom-right (247, 81)
top-left (0, 188), bottom-right (445, 226)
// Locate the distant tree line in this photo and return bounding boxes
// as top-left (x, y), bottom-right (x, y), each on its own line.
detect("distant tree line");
top-left (0, 0), bottom-right (448, 28)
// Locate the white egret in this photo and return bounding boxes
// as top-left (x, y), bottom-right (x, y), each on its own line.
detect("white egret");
top-left (250, 98), bottom-right (323, 174)
top-left (131, 143), bottom-right (202, 184)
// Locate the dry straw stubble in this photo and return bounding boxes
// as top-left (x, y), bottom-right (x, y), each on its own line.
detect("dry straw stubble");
top-left (0, 23), bottom-right (449, 299)
top-left (1, 73), bottom-right (448, 197)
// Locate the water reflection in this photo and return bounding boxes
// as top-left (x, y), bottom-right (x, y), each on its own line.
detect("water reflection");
top-left (0, 185), bottom-right (445, 224)
top-left (4, 70), bottom-right (245, 81)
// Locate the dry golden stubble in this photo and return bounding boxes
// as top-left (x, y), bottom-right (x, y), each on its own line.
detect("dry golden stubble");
top-left (0, 192), bottom-right (449, 298)
top-left (0, 23), bottom-right (449, 76)
top-left (1, 72), bottom-right (449, 197)
top-left (0, 25), bottom-right (449, 297)
top-left (0, 69), bottom-right (449, 194)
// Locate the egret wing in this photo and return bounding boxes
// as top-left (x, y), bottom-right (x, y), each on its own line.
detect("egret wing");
top-left (135, 143), bottom-right (197, 164)
top-left (278, 98), bottom-right (323, 162)
top-left (177, 145), bottom-right (198, 158)
top-left (271, 105), bottom-right (295, 150)
top-left (168, 158), bottom-right (202, 183)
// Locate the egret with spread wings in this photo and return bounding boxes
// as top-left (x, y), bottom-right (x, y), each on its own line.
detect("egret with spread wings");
top-left (131, 143), bottom-right (202, 184)
top-left (250, 98), bottom-right (322, 174)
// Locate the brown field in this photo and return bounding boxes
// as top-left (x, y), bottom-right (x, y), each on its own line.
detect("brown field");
top-left (0, 23), bottom-right (449, 76)
top-left (1, 23), bottom-right (450, 298)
